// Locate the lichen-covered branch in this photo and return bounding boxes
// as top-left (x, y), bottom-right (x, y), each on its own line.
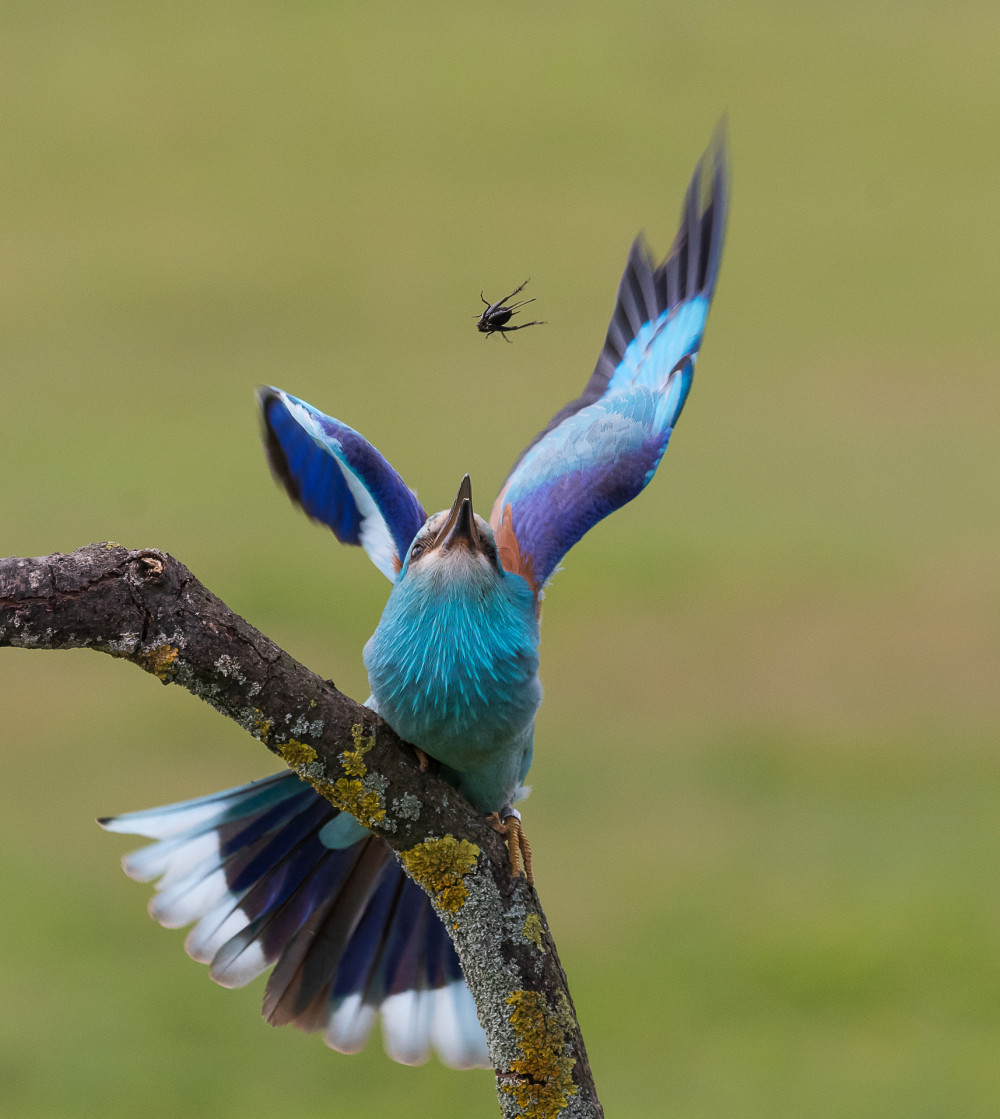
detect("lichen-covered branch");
top-left (0, 544), bottom-right (603, 1119)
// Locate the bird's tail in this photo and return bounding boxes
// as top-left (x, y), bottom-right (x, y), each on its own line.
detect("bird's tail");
top-left (99, 771), bottom-right (488, 1069)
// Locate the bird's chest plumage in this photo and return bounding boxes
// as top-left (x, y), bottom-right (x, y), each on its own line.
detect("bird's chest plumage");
top-left (362, 564), bottom-right (541, 811)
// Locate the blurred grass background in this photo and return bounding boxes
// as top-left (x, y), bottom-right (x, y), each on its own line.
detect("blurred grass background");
top-left (1, 2), bottom-right (998, 1116)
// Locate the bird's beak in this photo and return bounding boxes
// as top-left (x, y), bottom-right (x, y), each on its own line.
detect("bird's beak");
top-left (432, 474), bottom-right (482, 552)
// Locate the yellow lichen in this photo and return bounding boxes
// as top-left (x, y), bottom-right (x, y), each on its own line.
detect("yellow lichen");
top-left (314, 777), bottom-right (387, 828)
top-left (280, 724), bottom-right (387, 828)
top-left (399, 836), bottom-right (480, 915)
top-left (278, 739), bottom-right (317, 766)
top-left (523, 913), bottom-right (545, 952)
top-left (250, 709), bottom-right (273, 742)
top-left (141, 644), bottom-right (179, 683)
top-left (499, 990), bottom-right (577, 1119)
top-left (342, 724), bottom-right (375, 776)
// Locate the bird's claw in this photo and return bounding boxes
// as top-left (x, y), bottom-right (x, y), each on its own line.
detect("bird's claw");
top-left (413, 746), bottom-right (430, 773)
top-left (490, 807), bottom-right (534, 886)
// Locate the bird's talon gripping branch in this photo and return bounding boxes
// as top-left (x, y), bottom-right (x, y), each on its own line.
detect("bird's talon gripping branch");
top-left (498, 806), bottom-right (533, 885)
top-left (414, 746), bottom-right (431, 773)
top-left (518, 827), bottom-right (533, 886)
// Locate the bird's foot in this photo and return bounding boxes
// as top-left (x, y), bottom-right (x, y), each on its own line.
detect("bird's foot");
top-left (413, 746), bottom-right (431, 773)
top-left (490, 807), bottom-right (534, 886)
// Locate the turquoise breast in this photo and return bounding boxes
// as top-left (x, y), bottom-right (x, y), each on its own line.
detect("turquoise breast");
top-left (363, 565), bottom-right (541, 810)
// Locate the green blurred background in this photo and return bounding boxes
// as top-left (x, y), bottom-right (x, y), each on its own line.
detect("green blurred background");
top-left (2, 3), bottom-right (998, 1116)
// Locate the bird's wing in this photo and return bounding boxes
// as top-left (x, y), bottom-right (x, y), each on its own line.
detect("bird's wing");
top-left (260, 388), bottom-right (427, 581)
top-left (490, 130), bottom-right (729, 593)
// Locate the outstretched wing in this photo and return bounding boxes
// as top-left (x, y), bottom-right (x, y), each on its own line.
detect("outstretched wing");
top-left (260, 388), bottom-right (427, 581)
top-left (490, 130), bottom-right (729, 593)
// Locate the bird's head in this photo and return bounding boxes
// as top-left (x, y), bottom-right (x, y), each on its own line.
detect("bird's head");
top-left (398, 475), bottom-right (500, 584)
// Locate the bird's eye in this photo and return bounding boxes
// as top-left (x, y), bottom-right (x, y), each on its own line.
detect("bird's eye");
top-left (409, 542), bottom-right (426, 561)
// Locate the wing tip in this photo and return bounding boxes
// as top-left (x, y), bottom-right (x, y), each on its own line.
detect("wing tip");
top-left (693, 118), bottom-right (730, 301)
top-left (257, 387), bottom-right (307, 512)
top-left (607, 124), bottom-right (731, 363)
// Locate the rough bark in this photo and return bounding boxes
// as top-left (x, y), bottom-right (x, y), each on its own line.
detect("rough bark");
top-left (0, 543), bottom-right (603, 1119)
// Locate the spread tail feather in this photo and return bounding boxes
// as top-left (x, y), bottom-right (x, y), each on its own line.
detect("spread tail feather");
top-left (100, 771), bottom-right (489, 1069)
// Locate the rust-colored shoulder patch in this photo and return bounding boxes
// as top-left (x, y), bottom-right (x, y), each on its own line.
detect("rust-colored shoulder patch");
top-left (490, 494), bottom-right (539, 599)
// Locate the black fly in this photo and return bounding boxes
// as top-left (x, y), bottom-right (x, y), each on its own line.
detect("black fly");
top-left (475, 279), bottom-right (545, 342)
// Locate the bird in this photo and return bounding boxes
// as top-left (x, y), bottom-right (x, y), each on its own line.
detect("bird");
top-left (100, 129), bottom-right (729, 1070)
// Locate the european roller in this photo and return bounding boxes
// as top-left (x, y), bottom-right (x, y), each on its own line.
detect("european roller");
top-left (101, 132), bottom-right (729, 1069)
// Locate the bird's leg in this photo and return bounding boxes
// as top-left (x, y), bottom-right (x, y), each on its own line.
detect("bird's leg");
top-left (492, 806), bottom-right (534, 886)
top-left (502, 812), bottom-right (522, 878)
top-left (413, 746), bottom-right (431, 773)
top-left (488, 811), bottom-right (518, 873)
top-left (518, 824), bottom-right (534, 884)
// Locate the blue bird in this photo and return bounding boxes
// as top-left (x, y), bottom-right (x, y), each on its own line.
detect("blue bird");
top-left (100, 132), bottom-right (729, 1069)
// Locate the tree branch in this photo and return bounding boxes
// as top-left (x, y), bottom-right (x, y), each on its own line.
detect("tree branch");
top-left (0, 543), bottom-right (603, 1119)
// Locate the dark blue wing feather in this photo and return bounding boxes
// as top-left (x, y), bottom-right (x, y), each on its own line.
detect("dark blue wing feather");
top-left (260, 388), bottom-right (427, 580)
top-left (491, 129), bottom-right (729, 591)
